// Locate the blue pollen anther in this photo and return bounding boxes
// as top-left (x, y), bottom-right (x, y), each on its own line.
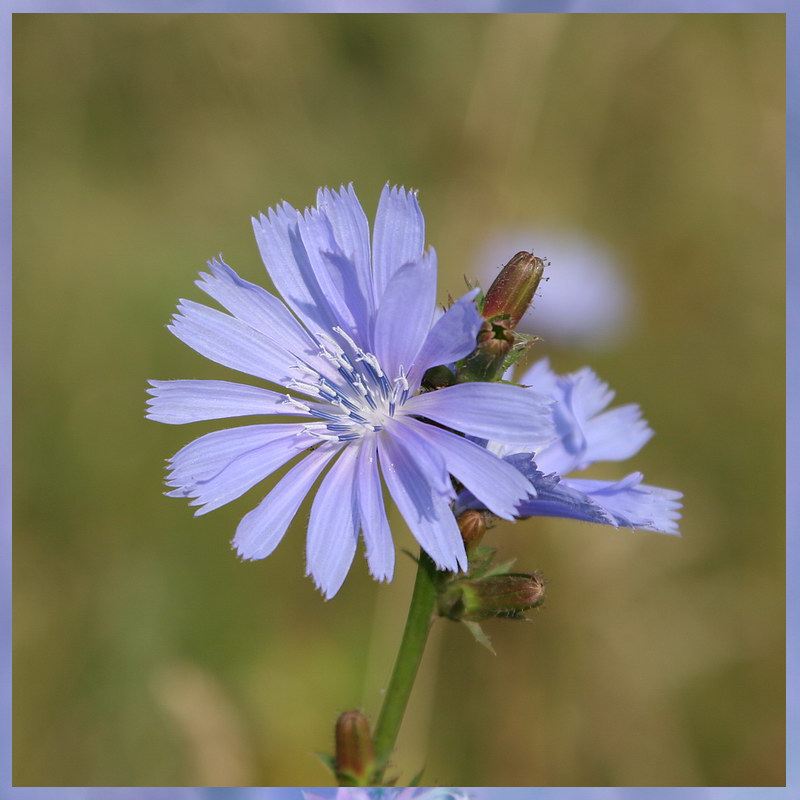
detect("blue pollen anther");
top-left (293, 332), bottom-right (414, 440)
top-left (339, 396), bottom-right (361, 413)
top-left (309, 408), bottom-right (339, 421)
top-left (337, 365), bottom-right (357, 384)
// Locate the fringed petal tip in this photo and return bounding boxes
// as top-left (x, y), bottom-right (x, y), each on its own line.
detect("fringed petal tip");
top-left (383, 180), bottom-right (419, 196)
top-left (564, 472), bottom-right (683, 536)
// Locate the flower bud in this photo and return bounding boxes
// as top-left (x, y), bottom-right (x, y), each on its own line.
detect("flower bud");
top-left (454, 317), bottom-right (514, 382)
top-left (441, 573), bottom-right (546, 621)
top-left (476, 317), bottom-right (513, 359)
top-left (334, 710), bottom-right (375, 786)
top-left (457, 509), bottom-right (488, 551)
top-left (482, 251), bottom-right (546, 327)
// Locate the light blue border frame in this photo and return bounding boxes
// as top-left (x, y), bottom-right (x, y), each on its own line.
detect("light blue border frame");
top-left (1, 3), bottom-right (794, 798)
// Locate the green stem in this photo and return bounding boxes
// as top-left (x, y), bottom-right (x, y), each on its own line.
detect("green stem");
top-left (371, 549), bottom-right (440, 783)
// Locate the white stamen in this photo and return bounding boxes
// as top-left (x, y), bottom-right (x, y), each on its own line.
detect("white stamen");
top-left (316, 331), bottom-right (345, 357)
top-left (291, 335), bottom-right (413, 444)
top-left (287, 379), bottom-right (325, 399)
top-left (283, 395), bottom-right (311, 413)
top-left (356, 351), bottom-right (385, 379)
top-left (332, 326), bottom-right (358, 350)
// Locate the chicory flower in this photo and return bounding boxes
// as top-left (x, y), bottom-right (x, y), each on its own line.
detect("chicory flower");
top-left (456, 358), bottom-right (682, 534)
top-left (147, 184), bottom-right (554, 598)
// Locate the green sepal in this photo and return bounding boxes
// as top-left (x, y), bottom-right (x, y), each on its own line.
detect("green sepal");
top-left (481, 558), bottom-right (518, 578)
top-left (408, 764), bottom-right (426, 786)
top-left (315, 751), bottom-right (337, 775)
top-left (467, 545), bottom-right (516, 578)
top-left (469, 284), bottom-right (486, 313)
top-left (466, 544), bottom-right (496, 571)
top-left (315, 751), bottom-right (369, 787)
top-left (495, 609), bottom-right (530, 620)
top-left (501, 332), bottom-right (542, 374)
top-left (463, 620), bottom-right (496, 654)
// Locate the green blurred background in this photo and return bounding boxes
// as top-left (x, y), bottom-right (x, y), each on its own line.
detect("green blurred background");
top-left (13, 13), bottom-right (784, 787)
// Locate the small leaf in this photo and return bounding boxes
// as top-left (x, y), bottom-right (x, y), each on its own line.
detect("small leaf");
top-left (501, 333), bottom-right (541, 373)
top-left (464, 620), bottom-right (496, 654)
top-left (482, 557), bottom-right (518, 578)
top-left (409, 764), bottom-right (426, 786)
top-left (315, 751), bottom-right (337, 774)
top-left (467, 545), bottom-right (497, 576)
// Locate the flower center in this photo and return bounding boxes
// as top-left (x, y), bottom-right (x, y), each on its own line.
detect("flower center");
top-left (283, 327), bottom-right (410, 443)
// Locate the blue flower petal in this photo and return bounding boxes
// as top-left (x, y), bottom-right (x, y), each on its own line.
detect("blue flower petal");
top-left (252, 201), bottom-right (341, 336)
top-left (564, 473), bottom-right (683, 535)
top-left (165, 423), bottom-right (312, 515)
top-left (372, 183), bottom-right (425, 302)
top-left (316, 183), bottom-right (375, 319)
top-left (455, 453), bottom-right (681, 535)
top-left (520, 360), bottom-right (653, 474)
top-left (234, 443), bottom-right (341, 561)
top-left (408, 288), bottom-right (482, 389)
top-left (580, 403), bottom-right (653, 468)
top-left (356, 438), bottom-right (394, 582)
top-left (146, 379), bottom-right (309, 425)
top-left (373, 250), bottom-right (437, 379)
top-left (297, 205), bottom-right (372, 347)
top-left (167, 299), bottom-right (298, 387)
top-left (517, 357), bottom-right (559, 395)
top-left (403, 382), bottom-right (554, 445)
top-left (494, 453), bottom-right (615, 526)
top-left (378, 423), bottom-right (467, 573)
top-left (306, 445), bottom-right (361, 599)
top-left (195, 258), bottom-right (319, 358)
top-left (400, 418), bottom-right (535, 520)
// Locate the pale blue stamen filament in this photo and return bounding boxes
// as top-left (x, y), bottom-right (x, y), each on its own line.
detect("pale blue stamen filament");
top-left (283, 329), bottom-right (406, 442)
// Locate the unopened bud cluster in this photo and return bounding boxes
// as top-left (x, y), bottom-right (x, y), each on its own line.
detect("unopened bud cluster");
top-left (453, 251), bottom-right (545, 383)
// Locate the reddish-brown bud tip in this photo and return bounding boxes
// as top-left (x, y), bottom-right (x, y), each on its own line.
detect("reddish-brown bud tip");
top-left (482, 251), bottom-right (546, 326)
top-left (458, 573), bottom-right (546, 620)
top-left (458, 509), bottom-right (488, 551)
top-left (334, 710), bottom-right (375, 785)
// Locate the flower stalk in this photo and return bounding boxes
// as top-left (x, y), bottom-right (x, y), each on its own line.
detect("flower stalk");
top-left (370, 549), bottom-right (442, 784)
top-left (343, 251), bottom-right (551, 784)
top-left (146, 178), bottom-right (682, 787)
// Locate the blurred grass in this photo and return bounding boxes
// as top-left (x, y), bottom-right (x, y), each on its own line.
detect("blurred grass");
top-left (12, 13), bottom-right (784, 787)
